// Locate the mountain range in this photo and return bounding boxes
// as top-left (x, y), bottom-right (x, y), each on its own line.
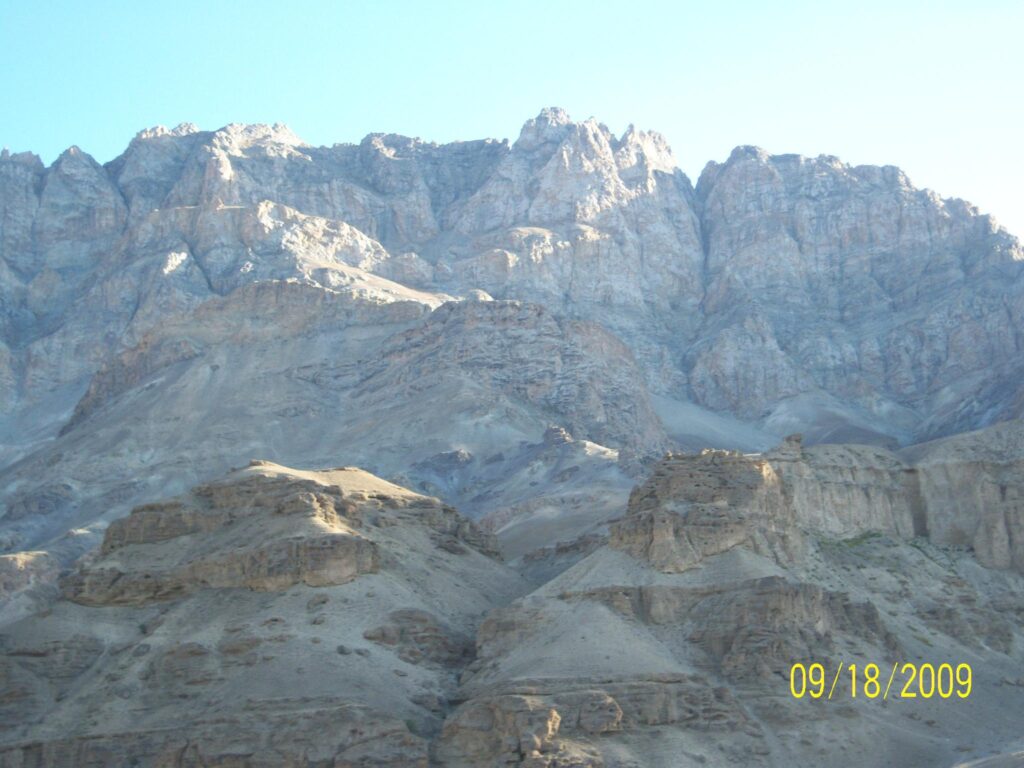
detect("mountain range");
top-left (1, 109), bottom-right (1023, 767)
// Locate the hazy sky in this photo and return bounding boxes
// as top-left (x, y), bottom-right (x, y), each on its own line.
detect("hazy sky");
top-left (2, 0), bottom-right (1021, 237)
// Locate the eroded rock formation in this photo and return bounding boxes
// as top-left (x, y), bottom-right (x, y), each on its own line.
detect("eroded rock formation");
top-left (3, 110), bottom-right (1024, 767)
top-left (0, 462), bottom-right (525, 767)
top-left (3, 109), bottom-right (1024, 564)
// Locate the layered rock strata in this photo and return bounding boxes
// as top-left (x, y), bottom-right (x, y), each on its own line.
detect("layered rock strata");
top-left (0, 462), bottom-right (526, 766)
top-left (437, 444), bottom-right (1024, 767)
top-left (3, 109), bottom-right (1024, 568)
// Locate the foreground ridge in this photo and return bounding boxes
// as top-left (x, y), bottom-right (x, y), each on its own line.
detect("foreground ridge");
top-left (2, 441), bottom-right (1023, 766)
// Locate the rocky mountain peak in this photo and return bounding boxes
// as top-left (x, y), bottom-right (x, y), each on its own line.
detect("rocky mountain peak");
top-left (513, 106), bottom-right (576, 151)
top-left (0, 148), bottom-right (44, 170)
top-left (55, 145), bottom-right (85, 161)
top-left (133, 123), bottom-right (202, 143)
top-left (532, 105), bottom-right (574, 128)
top-left (211, 121), bottom-right (306, 147)
top-left (615, 123), bottom-right (677, 175)
top-left (726, 143), bottom-right (772, 164)
top-left (49, 146), bottom-right (109, 180)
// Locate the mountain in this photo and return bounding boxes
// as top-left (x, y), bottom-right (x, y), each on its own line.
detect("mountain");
top-left (2, 109), bottom-right (1024, 766)
top-left (2, 108), bottom-right (1022, 562)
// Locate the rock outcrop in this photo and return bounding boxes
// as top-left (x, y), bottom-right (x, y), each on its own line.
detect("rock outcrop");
top-left (902, 421), bottom-right (1024, 572)
top-left (610, 448), bottom-right (802, 572)
top-left (62, 468), bottom-right (385, 605)
top-left (436, 441), bottom-right (1024, 767)
top-left (0, 551), bottom-right (57, 602)
top-left (3, 435), bottom-right (1024, 766)
top-left (694, 148), bottom-right (1024, 434)
top-left (607, 427), bottom-right (1024, 578)
top-left (0, 463), bottom-right (526, 766)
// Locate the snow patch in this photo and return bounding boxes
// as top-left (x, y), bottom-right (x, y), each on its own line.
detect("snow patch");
top-left (161, 251), bottom-right (189, 275)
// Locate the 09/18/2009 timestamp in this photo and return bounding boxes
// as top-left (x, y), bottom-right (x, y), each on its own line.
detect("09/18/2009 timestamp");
top-left (789, 662), bottom-right (972, 700)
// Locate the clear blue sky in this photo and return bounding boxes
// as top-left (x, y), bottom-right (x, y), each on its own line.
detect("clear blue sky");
top-left (2, 0), bottom-right (1021, 237)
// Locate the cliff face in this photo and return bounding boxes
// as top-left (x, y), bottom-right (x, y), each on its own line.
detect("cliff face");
top-left (902, 421), bottom-right (1024, 572)
top-left (634, 431), bottom-right (1024, 579)
top-left (694, 149), bottom-right (1024, 428)
top-left (3, 109), bottom-right (1022, 434)
top-left (2, 109), bottom-right (1023, 559)
top-left (609, 430), bottom-right (1024, 576)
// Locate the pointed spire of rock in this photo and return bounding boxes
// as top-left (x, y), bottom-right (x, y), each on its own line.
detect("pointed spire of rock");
top-left (515, 107), bottom-right (575, 150)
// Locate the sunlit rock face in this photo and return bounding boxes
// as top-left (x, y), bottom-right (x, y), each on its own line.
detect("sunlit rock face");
top-left (694, 148), bottom-right (1024, 431)
top-left (2, 110), bottom-right (1024, 765)
top-left (2, 106), bottom-right (1024, 605)
top-left (5, 108), bottom-right (1021, 440)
